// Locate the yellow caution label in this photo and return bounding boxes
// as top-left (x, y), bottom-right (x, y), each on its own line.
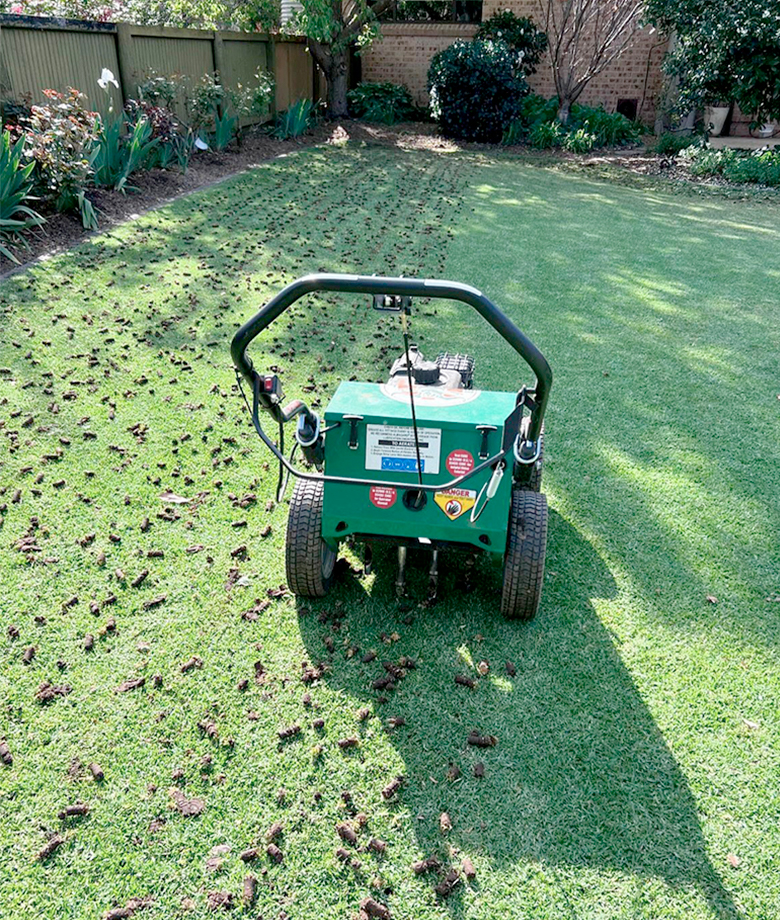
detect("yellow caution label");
top-left (434, 488), bottom-right (477, 520)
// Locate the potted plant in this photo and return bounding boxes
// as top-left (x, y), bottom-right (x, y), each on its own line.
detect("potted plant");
top-left (702, 76), bottom-right (733, 137)
top-left (704, 100), bottom-right (730, 136)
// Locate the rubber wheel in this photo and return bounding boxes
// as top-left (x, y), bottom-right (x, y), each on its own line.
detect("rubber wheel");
top-left (500, 490), bottom-right (548, 620)
top-left (285, 478), bottom-right (336, 598)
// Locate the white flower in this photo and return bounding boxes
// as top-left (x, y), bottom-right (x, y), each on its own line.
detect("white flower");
top-left (97, 68), bottom-right (119, 91)
top-left (194, 137), bottom-right (209, 150)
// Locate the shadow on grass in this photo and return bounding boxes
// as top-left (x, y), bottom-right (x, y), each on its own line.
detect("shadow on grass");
top-left (297, 510), bottom-right (738, 918)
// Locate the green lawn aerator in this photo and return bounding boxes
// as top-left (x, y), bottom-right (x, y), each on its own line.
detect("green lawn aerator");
top-left (232, 274), bottom-right (552, 619)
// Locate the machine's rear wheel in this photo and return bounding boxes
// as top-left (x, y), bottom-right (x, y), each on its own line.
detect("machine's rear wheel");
top-left (500, 490), bottom-right (548, 620)
top-left (286, 478), bottom-right (336, 598)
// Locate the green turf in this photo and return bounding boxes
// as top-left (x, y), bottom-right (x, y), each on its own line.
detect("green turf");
top-left (1, 144), bottom-right (778, 920)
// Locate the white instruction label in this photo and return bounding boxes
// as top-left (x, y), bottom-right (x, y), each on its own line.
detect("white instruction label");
top-left (365, 424), bottom-right (441, 475)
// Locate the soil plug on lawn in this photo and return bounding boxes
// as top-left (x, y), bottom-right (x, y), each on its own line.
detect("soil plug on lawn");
top-left (359, 897), bottom-right (392, 920)
top-left (266, 843), bottom-right (283, 864)
top-left (381, 776), bottom-right (404, 800)
top-left (170, 788), bottom-right (205, 816)
top-left (467, 730), bottom-right (497, 748)
top-left (58, 802), bottom-right (89, 820)
top-left (412, 856), bottom-right (441, 875)
top-left (435, 868), bottom-right (461, 898)
top-left (337, 822), bottom-right (359, 846)
top-left (36, 834), bottom-right (65, 860)
top-left (242, 875), bottom-right (257, 907)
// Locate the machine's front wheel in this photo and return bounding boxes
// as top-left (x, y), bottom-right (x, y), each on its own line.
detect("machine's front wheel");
top-left (500, 490), bottom-right (548, 620)
top-left (286, 478), bottom-right (336, 598)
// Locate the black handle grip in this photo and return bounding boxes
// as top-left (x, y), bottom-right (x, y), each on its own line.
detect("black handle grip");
top-left (231, 274), bottom-right (552, 439)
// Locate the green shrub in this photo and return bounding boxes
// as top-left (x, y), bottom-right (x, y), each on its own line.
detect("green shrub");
top-left (137, 72), bottom-right (187, 110)
top-left (502, 94), bottom-right (641, 149)
top-left (681, 146), bottom-right (735, 177)
top-left (527, 120), bottom-right (564, 148)
top-left (520, 93), bottom-right (560, 128)
top-left (575, 106), bottom-right (641, 147)
top-left (428, 40), bottom-right (529, 142)
top-left (125, 99), bottom-right (192, 172)
top-left (272, 99), bottom-right (315, 139)
top-left (0, 129), bottom-right (45, 262)
top-left (724, 149), bottom-right (780, 186)
top-left (190, 73), bottom-right (226, 132)
top-left (681, 144), bottom-right (780, 186)
top-left (189, 70), bottom-right (273, 150)
top-left (501, 119), bottom-right (527, 146)
top-left (475, 11), bottom-right (548, 75)
top-left (564, 127), bottom-right (597, 153)
top-left (347, 82), bottom-right (416, 124)
top-left (651, 132), bottom-right (696, 156)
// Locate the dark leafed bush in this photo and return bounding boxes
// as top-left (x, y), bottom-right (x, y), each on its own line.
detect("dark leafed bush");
top-left (347, 82), bottom-right (417, 124)
top-left (428, 40), bottom-right (529, 142)
top-left (475, 11), bottom-right (548, 75)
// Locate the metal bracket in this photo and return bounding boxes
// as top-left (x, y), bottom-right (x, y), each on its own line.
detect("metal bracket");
top-left (373, 294), bottom-right (412, 313)
top-left (514, 436), bottom-right (542, 465)
top-left (343, 414), bottom-right (363, 450)
top-left (516, 385), bottom-right (537, 412)
top-left (476, 425), bottom-right (497, 460)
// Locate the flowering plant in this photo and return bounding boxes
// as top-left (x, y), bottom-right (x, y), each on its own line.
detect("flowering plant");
top-left (23, 88), bottom-right (99, 225)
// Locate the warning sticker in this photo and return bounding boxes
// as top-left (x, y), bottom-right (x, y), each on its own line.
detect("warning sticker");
top-left (365, 424), bottom-right (441, 475)
top-left (370, 486), bottom-right (397, 508)
top-left (380, 379), bottom-right (481, 408)
top-left (434, 488), bottom-right (477, 520)
top-left (446, 450), bottom-right (475, 477)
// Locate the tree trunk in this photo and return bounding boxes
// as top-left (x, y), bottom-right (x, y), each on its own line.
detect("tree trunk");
top-left (326, 50), bottom-right (350, 119)
top-left (557, 97), bottom-right (572, 124)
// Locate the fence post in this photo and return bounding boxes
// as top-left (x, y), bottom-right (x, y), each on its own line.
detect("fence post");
top-left (267, 35), bottom-right (277, 117)
top-left (115, 22), bottom-right (137, 104)
top-left (0, 25), bottom-right (14, 101)
top-left (213, 31), bottom-right (225, 80)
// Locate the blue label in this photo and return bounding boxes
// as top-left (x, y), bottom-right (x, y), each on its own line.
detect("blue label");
top-left (381, 457), bottom-right (424, 472)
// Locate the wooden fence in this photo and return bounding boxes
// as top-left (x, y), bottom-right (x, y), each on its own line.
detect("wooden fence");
top-left (0, 14), bottom-right (321, 121)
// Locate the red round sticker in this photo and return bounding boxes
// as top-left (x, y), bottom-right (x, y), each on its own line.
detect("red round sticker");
top-left (370, 486), bottom-right (397, 509)
top-left (446, 450), bottom-right (475, 476)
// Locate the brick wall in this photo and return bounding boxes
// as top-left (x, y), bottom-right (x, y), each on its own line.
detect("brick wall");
top-left (362, 2), bottom-right (670, 125)
top-left (362, 23), bottom-right (479, 106)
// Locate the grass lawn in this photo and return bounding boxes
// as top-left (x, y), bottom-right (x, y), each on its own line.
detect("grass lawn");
top-left (1, 142), bottom-right (778, 920)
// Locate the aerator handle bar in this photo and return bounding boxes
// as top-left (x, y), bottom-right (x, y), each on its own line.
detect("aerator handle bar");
top-left (232, 273), bottom-right (551, 439)
top-left (231, 274), bottom-right (552, 493)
